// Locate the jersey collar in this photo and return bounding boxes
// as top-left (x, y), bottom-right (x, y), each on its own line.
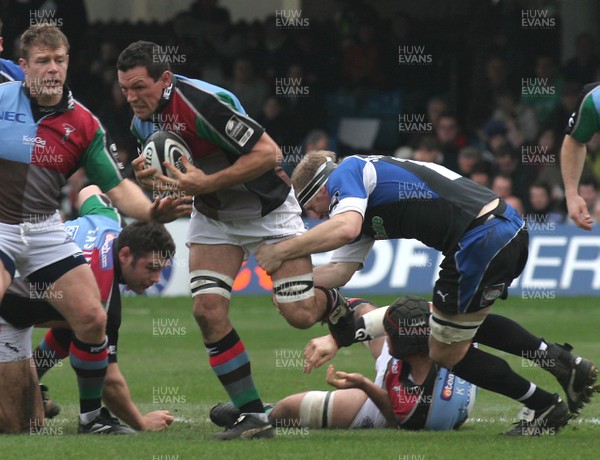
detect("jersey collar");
top-left (155, 74), bottom-right (177, 115)
top-left (23, 82), bottom-right (75, 120)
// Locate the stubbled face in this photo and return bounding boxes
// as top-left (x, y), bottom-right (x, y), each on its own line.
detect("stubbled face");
top-left (118, 66), bottom-right (170, 120)
top-left (120, 250), bottom-right (169, 294)
top-left (20, 44), bottom-right (68, 105)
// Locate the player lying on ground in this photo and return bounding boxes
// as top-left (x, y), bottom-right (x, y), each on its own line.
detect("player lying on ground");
top-left (256, 150), bottom-right (598, 435)
top-left (211, 297), bottom-right (476, 431)
top-left (0, 186), bottom-right (175, 433)
top-left (211, 296), bottom-right (597, 433)
top-left (302, 299), bottom-right (598, 434)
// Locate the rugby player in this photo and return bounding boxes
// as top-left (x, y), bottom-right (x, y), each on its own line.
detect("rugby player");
top-left (256, 151), bottom-right (597, 435)
top-left (0, 186), bottom-right (176, 433)
top-left (117, 41), bottom-right (353, 439)
top-left (211, 297), bottom-right (476, 432)
top-left (0, 25), bottom-right (188, 434)
top-left (212, 297), bottom-right (596, 434)
top-left (561, 82), bottom-right (600, 229)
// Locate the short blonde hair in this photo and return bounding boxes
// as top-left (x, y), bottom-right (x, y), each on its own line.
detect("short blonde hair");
top-left (291, 150), bottom-right (337, 192)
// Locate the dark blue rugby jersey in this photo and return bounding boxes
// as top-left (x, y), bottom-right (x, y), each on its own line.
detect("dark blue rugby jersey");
top-left (327, 155), bottom-right (498, 254)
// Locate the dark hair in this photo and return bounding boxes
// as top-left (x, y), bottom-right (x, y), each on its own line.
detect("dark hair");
top-left (116, 221), bottom-right (175, 264)
top-left (20, 24), bottom-right (69, 60)
top-left (116, 40), bottom-right (170, 81)
top-left (383, 296), bottom-right (430, 360)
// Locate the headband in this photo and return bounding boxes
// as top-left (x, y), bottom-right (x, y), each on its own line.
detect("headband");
top-left (297, 158), bottom-right (335, 207)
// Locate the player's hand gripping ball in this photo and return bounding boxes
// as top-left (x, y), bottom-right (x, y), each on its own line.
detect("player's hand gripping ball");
top-left (142, 130), bottom-right (192, 178)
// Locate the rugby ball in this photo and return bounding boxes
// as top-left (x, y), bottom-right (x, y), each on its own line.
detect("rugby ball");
top-left (142, 130), bottom-right (192, 178)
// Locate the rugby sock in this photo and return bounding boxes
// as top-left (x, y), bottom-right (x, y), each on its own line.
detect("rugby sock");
top-left (34, 328), bottom-right (71, 379)
top-left (205, 328), bottom-right (265, 414)
top-left (452, 346), bottom-right (555, 410)
top-left (69, 336), bottom-right (108, 421)
top-left (474, 314), bottom-right (542, 356)
top-left (315, 286), bottom-right (342, 322)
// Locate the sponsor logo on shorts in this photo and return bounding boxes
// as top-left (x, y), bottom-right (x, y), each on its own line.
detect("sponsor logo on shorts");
top-left (263, 233), bottom-right (298, 240)
top-left (480, 283), bottom-right (505, 307)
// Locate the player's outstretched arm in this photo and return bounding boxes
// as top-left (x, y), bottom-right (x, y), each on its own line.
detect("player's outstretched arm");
top-left (561, 134), bottom-right (593, 230)
top-left (105, 178), bottom-right (192, 222)
top-left (256, 211), bottom-right (363, 274)
top-left (102, 363), bottom-right (174, 431)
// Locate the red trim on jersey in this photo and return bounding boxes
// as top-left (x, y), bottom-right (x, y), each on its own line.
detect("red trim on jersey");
top-left (385, 360), bottom-right (421, 421)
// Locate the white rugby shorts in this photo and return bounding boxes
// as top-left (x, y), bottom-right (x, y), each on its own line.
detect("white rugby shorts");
top-left (0, 317), bottom-right (32, 363)
top-left (188, 189), bottom-right (306, 259)
top-left (0, 212), bottom-right (82, 278)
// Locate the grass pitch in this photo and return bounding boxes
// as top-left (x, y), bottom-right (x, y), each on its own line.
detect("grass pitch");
top-left (3, 294), bottom-right (600, 460)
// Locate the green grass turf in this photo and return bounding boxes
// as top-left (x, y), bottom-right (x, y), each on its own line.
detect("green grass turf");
top-left (3, 294), bottom-right (600, 460)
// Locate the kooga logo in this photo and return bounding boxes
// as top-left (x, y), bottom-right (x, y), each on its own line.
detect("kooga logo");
top-left (0, 111), bottom-right (26, 123)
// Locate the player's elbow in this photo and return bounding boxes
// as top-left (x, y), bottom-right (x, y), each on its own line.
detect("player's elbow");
top-left (337, 225), bottom-right (360, 246)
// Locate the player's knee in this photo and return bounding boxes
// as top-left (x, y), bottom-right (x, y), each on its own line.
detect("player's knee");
top-left (272, 274), bottom-right (318, 328)
top-left (72, 306), bottom-right (107, 339)
top-left (428, 336), bottom-right (470, 369)
top-left (428, 311), bottom-right (481, 367)
top-left (192, 296), bottom-right (228, 329)
top-left (278, 300), bottom-right (319, 329)
top-left (268, 397), bottom-right (297, 423)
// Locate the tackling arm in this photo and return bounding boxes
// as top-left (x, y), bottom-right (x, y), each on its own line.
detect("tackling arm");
top-left (256, 211), bottom-right (363, 274)
top-left (313, 262), bottom-right (362, 288)
top-left (105, 179), bottom-right (191, 223)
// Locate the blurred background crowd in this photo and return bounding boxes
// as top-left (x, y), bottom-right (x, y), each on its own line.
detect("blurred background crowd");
top-left (2, 0), bottom-right (600, 225)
